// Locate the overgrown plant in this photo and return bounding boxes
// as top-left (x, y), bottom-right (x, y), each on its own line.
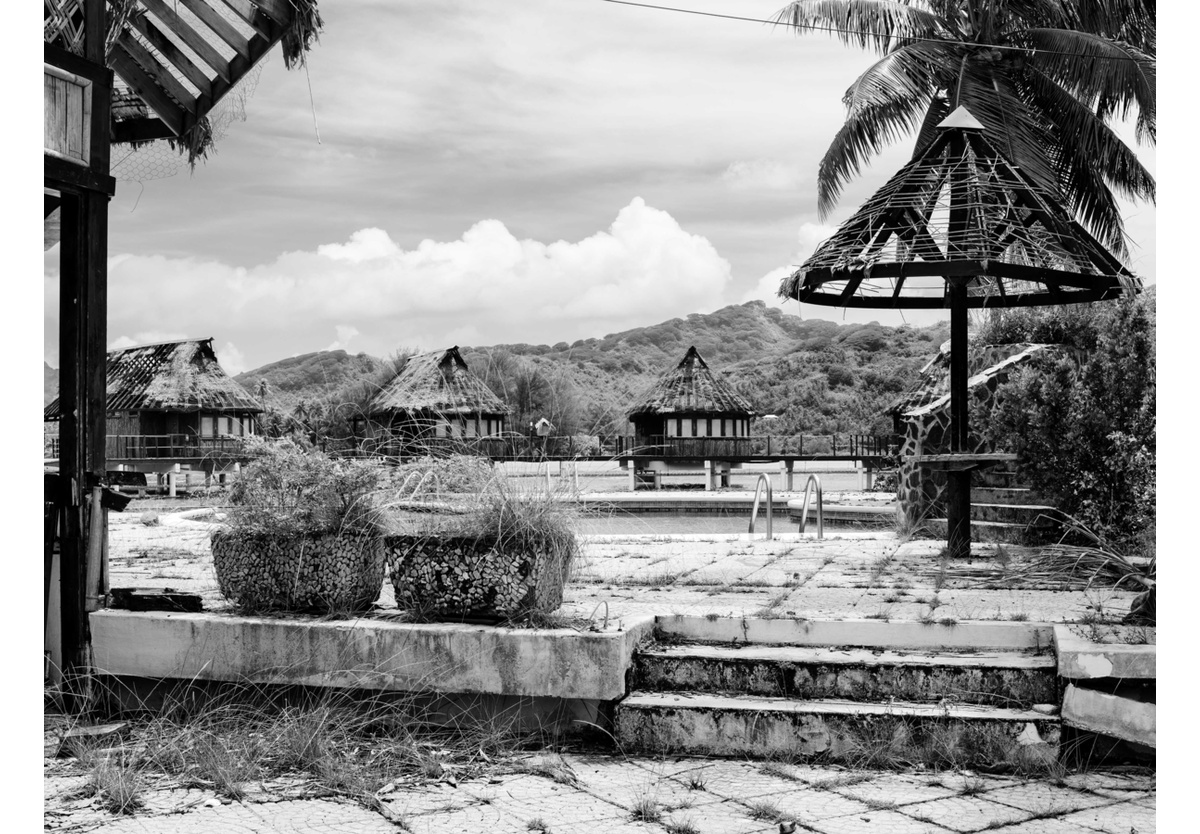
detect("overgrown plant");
top-left (225, 437), bottom-right (385, 538)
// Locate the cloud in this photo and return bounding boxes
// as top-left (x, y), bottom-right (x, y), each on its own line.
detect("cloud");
top-left (217, 342), bottom-right (248, 376)
top-left (325, 325), bottom-right (361, 352)
top-left (742, 222), bottom-right (840, 305)
top-left (48, 199), bottom-right (733, 370)
top-left (722, 159), bottom-right (804, 192)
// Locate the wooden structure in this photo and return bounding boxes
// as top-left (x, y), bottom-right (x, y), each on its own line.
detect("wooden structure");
top-left (779, 106), bottom-right (1139, 557)
top-left (624, 346), bottom-right (757, 489)
top-left (361, 347), bottom-right (509, 458)
top-left (44, 0), bottom-right (322, 702)
top-left (45, 338), bottom-right (261, 474)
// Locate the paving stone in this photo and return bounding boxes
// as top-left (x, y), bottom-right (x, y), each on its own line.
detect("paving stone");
top-left (1058, 798), bottom-right (1156, 834)
top-left (75, 799), bottom-right (400, 832)
top-left (458, 774), bottom-right (629, 823)
top-left (898, 795), bottom-right (1031, 833)
top-left (825, 773), bottom-right (961, 807)
top-left (1059, 772), bottom-right (1155, 800)
top-left (741, 786), bottom-right (872, 824)
top-left (984, 782), bottom-right (1116, 815)
top-left (964, 818), bottom-right (1100, 833)
top-left (380, 782), bottom-right (484, 817)
top-left (658, 799), bottom-right (778, 834)
top-left (806, 807), bottom-right (958, 833)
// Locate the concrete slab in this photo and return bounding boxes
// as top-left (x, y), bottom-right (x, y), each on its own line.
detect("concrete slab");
top-left (1061, 684), bottom-right (1155, 748)
top-left (654, 615), bottom-right (1054, 651)
top-left (90, 610), bottom-right (655, 701)
top-left (1053, 626), bottom-right (1156, 680)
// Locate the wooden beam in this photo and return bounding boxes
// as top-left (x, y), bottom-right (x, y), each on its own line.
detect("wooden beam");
top-left (176, 0), bottom-right (253, 61)
top-left (111, 117), bottom-right (176, 145)
top-left (45, 155), bottom-right (116, 196)
top-left (128, 12), bottom-right (214, 98)
top-left (108, 47), bottom-right (186, 136)
top-left (116, 31), bottom-right (199, 112)
top-left (140, 0), bottom-right (233, 83)
top-left (218, 0), bottom-right (281, 38)
top-left (247, 0), bottom-right (296, 26)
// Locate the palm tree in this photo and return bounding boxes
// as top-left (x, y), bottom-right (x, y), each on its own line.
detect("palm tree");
top-left (774, 0), bottom-right (1155, 258)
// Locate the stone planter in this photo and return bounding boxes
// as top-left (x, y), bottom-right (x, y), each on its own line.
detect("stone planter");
top-left (385, 534), bottom-right (568, 619)
top-left (211, 529), bottom-right (385, 614)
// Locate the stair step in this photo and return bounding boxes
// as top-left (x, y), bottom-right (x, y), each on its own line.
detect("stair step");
top-left (928, 518), bottom-right (1059, 545)
top-left (972, 503), bottom-right (1063, 525)
top-left (633, 644), bottom-right (1056, 707)
top-left (972, 486), bottom-right (1045, 505)
top-left (616, 691), bottom-right (1060, 760)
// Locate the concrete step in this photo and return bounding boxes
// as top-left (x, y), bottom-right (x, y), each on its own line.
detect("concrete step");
top-left (632, 643), bottom-right (1057, 707)
top-left (972, 502), bottom-right (1063, 525)
top-left (971, 486), bottom-right (1045, 505)
top-left (615, 691), bottom-right (1060, 761)
top-left (927, 518), bottom-right (1059, 545)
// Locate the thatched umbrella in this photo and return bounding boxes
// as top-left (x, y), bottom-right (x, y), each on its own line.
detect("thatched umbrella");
top-left (779, 107), bottom-right (1140, 557)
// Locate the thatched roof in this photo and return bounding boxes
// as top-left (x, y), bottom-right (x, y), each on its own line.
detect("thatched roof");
top-left (780, 107), bottom-right (1140, 310)
top-left (628, 346), bottom-right (754, 418)
top-left (367, 347), bottom-right (507, 418)
top-left (44, 338), bottom-right (261, 419)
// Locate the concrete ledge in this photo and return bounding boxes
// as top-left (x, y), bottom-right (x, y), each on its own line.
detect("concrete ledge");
top-left (1054, 626), bottom-right (1156, 680)
top-left (1062, 684), bottom-right (1155, 748)
top-left (655, 615), bottom-right (1053, 651)
top-left (90, 610), bottom-right (655, 701)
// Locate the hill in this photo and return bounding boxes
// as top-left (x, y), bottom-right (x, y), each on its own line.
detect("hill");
top-left (44, 363), bottom-right (58, 407)
top-left (233, 301), bottom-right (951, 438)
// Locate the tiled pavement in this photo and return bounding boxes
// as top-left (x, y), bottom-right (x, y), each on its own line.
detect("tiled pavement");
top-left (44, 749), bottom-right (1155, 833)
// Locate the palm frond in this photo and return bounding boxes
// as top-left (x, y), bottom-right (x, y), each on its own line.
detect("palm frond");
top-left (1022, 29), bottom-right (1155, 144)
top-left (773, 0), bottom-right (945, 54)
top-left (816, 88), bottom-right (933, 217)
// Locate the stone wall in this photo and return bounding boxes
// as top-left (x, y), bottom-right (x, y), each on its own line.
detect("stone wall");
top-left (896, 344), bottom-right (1077, 533)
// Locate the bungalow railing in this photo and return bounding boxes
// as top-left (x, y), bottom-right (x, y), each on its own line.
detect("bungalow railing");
top-left (355, 435), bottom-right (602, 462)
top-left (68, 435), bottom-right (252, 460)
top-left (613, 434), bottom-right (899, 459)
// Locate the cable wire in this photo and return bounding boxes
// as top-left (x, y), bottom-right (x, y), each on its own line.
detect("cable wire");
top-left (601, 0), bottom-right (1150, 62)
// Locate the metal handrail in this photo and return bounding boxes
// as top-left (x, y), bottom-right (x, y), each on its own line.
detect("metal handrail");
top-left (748, 473), bottom-right (773, 540)
top-left (797, 474), bottom-right (824, 539)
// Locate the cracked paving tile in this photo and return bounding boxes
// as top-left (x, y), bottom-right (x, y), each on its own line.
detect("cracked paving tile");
top-left (897, 795), bottom-right (1030, 833)
top-left (806, 807), bottom-right (958, 834)
top-left (1057, 798), bottom-right (1156, 834)
top-left (983, 782), bottom-right (1117, 815)
top-left (72, 799), bottom-right (400, 833)
top-left (825, 773), bottom-right (960, 808)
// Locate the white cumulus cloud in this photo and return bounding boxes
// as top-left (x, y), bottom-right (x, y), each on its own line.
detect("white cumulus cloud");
top-left (48, 199), bottom-right (734, 370)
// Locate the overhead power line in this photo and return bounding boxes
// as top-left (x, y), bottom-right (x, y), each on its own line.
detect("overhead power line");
top-left (601, 0), bottom-right (1149, 63)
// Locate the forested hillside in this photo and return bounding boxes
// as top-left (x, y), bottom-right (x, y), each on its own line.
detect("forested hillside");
top-left (227, 301), bottom-right (950, 440)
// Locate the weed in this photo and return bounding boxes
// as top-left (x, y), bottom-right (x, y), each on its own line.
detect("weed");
top-left (927, 595), bottom-right (944, 611)
top-left (684, 772), bottom-right (708, 791)
top-left (865, 609), bottom-right (891, 621)
top-left (630, 794), bottom-right (663, 822)
top-left (1007, 611), bottom-right (1030, 622)
top-left (939, 616), bottom-right (959, 627)
top-left (80, 750), bottom-right (143, 815)
top-left (526, 818), bottom-right (551, 833)
top-left (863, 797), bottom-right (898, 810)
top-left (760, 761), bottom-right (802, 782)
top-left (665, 818), bottom-right (700, 834)
top-left (754, 591), bottom-right (791, 618)
top-left (744, 799), bottom-right (783, 821)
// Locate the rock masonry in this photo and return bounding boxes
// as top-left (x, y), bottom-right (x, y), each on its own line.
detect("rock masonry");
top-left (211, 530), bottom-right (386, 614)
top-left (385, 534), bottom-right (565, 620)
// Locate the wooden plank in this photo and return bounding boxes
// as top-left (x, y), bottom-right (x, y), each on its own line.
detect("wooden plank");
top-left (65, 80), bottom-right (85, 161)
top-left (177, 0), bottom-right (253, 61)
top-left (44, 155), bottom-right (116, 196)
top-left (248, 0), bottom-right (296, 26)
top-left (128, 13), bottom-right (214, 98)
top-left (218, 0), bottom-right (280, 38)
top-left (117, 30), bottom-right (199, 112)
top-left (140, 0), bottom-right (233, 83)
top-left (108, 46), bottom-right (186, 136)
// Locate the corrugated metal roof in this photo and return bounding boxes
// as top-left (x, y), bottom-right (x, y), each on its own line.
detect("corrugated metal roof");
top-left (44, 338), bottom-right (261, 419)
top-left (628, 346), bottom-right (754, 418)
top-left (367, 347), bottom-right (508, 417)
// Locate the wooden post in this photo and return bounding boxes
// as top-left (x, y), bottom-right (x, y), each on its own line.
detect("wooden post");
top-left (945, 123), bottom-right (973, 559)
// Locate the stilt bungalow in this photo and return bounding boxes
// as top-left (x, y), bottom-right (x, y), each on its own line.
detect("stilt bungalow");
top-left (624, 346), bottom-right (755, 489)
top-left (44, 338), bottom-right (261, 473)
top-left (362, 347), bottom-right (508, 458)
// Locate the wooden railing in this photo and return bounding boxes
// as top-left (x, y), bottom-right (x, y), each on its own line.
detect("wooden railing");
top-left (46, 435), bottom-right (253, 461)
top-left (613, 434), bottom-right (899, 460)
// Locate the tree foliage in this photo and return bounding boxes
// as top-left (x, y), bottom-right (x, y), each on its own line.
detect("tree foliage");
top-left (976, 292), bottom-right (1155, 552)
top-left (774, 0), bottom-right (1155, 257)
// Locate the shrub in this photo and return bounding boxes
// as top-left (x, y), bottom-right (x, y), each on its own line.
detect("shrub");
top-left (226, 437), bottom-right (385, 538)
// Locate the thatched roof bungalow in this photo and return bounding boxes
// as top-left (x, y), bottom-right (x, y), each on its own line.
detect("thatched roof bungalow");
top-left (364, 347), bottom-right (508, 450)
top-left (628, 346), bottom-right (754, 445)
top-left (45, 339), bottom-right (261, 444)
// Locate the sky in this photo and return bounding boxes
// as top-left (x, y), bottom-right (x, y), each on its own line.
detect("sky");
top-left (39, 0), bottom-right (1158, 375)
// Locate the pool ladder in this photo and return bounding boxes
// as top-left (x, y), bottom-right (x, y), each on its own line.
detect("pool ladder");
top-left (796, 474), bottom-right (824, 539)
top-left (748, 474), bottom-right (773, 540)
